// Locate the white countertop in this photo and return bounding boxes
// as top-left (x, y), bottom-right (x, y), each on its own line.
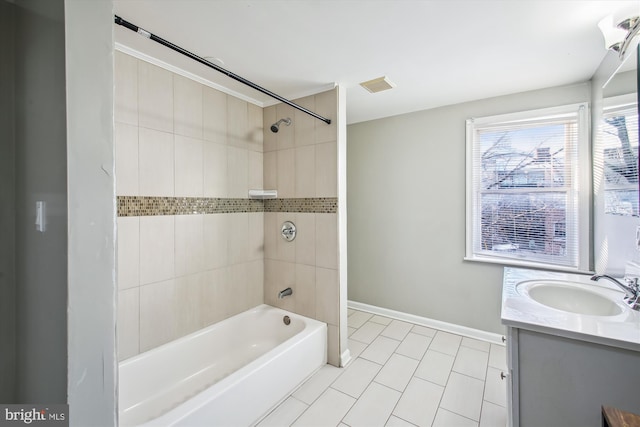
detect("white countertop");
top-left (501, 267), bottom-right (640, 352)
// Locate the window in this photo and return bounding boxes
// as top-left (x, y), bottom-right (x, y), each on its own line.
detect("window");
top-left (465, 103), bottom-right (590, 272)
top-left (602, 98), bottom-right (639, 216)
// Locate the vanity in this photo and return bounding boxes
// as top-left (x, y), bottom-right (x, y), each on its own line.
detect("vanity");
top-left (501, 267), bottom-right (640, 427)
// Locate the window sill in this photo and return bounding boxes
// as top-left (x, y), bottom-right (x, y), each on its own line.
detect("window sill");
top-left (463, 255), bottom-right (594, 275)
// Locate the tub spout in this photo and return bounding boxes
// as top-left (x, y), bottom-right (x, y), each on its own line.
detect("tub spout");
top-left (278, 287), bottom-right (293, 299)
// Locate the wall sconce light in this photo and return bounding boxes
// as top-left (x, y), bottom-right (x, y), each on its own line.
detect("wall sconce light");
top-left (598, 6), bottom-right (640, 59)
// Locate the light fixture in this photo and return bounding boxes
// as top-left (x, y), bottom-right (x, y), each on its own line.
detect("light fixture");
top-left (598, 5), bottom-right (640, 59)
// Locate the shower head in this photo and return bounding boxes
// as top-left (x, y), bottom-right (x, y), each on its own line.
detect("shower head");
top-left (270, 117), bottom-right (291, 133)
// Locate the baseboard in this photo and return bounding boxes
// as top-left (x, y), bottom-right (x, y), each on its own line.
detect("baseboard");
top-left (340, 348), bottom-right (352, 368)
top-left (347, 300), bottom-right (505, 346)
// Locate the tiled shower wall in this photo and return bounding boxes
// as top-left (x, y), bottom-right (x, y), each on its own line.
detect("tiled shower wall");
top-left (115, 51), bottom-right (264, 360)
top-left (114, 50), bottom-right (342, 365)
top-left (262, 93), bottom-right (341, 366)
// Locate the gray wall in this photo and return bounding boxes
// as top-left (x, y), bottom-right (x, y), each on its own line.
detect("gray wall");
top-left (9, 0), bottom-right (68, 403)
top-left (0, 0), bottom-right (17, 403)
top-left (65, 0), bottom-right (117, 424)
top-left (347, 83), bottom-right (591, 334)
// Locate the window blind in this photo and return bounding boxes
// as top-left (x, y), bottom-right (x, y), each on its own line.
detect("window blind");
top-left (465, 103), bottom-right (590, 271)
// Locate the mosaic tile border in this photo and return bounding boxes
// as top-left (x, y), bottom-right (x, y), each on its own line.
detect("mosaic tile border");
top-left (117, 196), bottom-right (337, 216)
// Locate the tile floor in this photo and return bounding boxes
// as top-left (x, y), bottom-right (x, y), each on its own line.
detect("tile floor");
top-left (257, 309), bottom-right (507, 427)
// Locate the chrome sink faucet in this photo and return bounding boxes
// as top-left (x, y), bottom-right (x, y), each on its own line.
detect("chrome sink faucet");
top-left (590, 274), bottom-right (640, 311)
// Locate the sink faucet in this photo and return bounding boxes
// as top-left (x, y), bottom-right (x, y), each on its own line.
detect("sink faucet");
top-left (590, 274), bottom-right (640, 310)
top-left (278, 287), bottom-right (293, 299)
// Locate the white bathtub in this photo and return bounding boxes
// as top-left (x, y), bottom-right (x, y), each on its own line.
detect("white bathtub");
top-left (119, 304), bottom-right (327, 426)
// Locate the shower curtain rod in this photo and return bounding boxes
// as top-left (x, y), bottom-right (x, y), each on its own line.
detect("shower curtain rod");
top-left (114, 15), bottom-right (332, 125)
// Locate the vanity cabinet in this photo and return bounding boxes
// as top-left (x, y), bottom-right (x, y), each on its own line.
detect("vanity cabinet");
top-left (506, 326), bottom-right (640, 427)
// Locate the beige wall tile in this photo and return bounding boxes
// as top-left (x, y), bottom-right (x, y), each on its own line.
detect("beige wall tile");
top-left (138, 128), bottom-right (174, 197)
top-left (203, 142), bottom-right (228, 198)
top-left (117, 287), bottom-right (139, 361)
top-left (175, 215), bottom-right (205, 277)
top-left (227, 96), bottom-right (249, 149)
top-left (315, 89), bottom-right (337, 144)
top-left (203, 86), bottom-right (227, 144)
top-left (138, 60), bottom-right (173, 133)
top-left (316, 213), bottom-right (338, 269)
top-left (139, 279), bottom-right (177, 351)
top-left (117, 216), bottom-right (139, 290)
top-left (275, 104), bottom-right (295, 150)
top-left (264, 259), bottom-right (278, 307)
top-left (315, 141), bottom-right (337, 197)
top-left (114, 51), bottom-right (138, 126)
top-left (263, 151), bottom-right (277, 191)
top-left (248, 212), bottom-right (264, 261)
top-left (295, 213), bottom-right (316, 266)
top-left (264, 213), bottom-right (277, 260)
top-left (227, 146), bottom-right (249, 198)
top-left (139, 215), bottom-right (175, 285)
top-left (277, 148), bottom-right (295, 198)
top-left (263, 106), bottom-right (277, 152)
top-left (202, 267), bottom-right (227, 326)
top-left (295, 145), bottom-right (316, 198)
top-left (174, 272), bottom-right (205, 336)
top-left (316, 267), bottom-right (339, 325)
top-left (276, 212), bottom-right (296, 263)
top-left (248, 150), bottom-right (263, 192)
top-left (247, 260), bottom-right (264, 308)
top-left (203, 214), bottom-right (229, 270)
top-left (174, 135), bottom-right (203, 197)
top-left (173, 74), bottom-right (203, 139)
top-left (115, 122), bottom-right (139, 197)
top-left (228, 213), bottom-right (249, 265)
top-left (294, 96), bottom-right (316, 147)
top-left (228, 263), bottom-right (249, 315)
top-left (295, 264), bottom-right (316, 318)
top-left (247, 103), bottom-right (264, 153)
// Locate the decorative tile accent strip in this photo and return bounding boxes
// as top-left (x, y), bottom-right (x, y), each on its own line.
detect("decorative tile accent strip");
top-left (117, 196), bottom-right (337, 216)
top-left (264, 198), bottom-right (337, 213)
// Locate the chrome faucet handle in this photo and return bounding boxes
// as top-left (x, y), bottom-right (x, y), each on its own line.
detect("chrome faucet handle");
top-left (625, 277), bottom-right (639, 291)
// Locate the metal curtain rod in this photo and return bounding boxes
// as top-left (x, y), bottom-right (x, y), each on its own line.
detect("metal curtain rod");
top-left (114, 15), bottom-right (331, 125)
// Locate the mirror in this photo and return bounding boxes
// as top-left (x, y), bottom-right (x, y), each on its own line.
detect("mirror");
top-left (601, 44), bottom-right (639, 216)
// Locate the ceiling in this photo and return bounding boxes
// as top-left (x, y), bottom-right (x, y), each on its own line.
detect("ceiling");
top-left (113, 0), bottom-right (639, 125)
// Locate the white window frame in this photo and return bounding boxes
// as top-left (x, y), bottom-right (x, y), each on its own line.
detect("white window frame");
top-left (465, 103), bottom-right (591, 273)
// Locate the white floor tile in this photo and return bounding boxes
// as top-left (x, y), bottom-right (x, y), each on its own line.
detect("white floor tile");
top-left (331, 357), bottom-right (382, 399)
top-left (488, 344), bottom-right (507, 370)
top-left (293, 364), bottom-right (344, 405)
top-left (429, 331), bottom-right (462, 356)
top-left (414, 350), bottom-right (454, 386)
top-left (396, 332), bottom-right (432, 361)
top-left (411, 324), bottom-right (437, 338)
top-left (292, 388), bottom-right (355, 427)
top-left (348, 310), bottom-right (373, 329)
top-left (348, 338), bottom-right (368, 360)
top-left (360, 335), bottom-right (401, 365)
top-left (452, 346), bottom-right (489, 380)
top-left (381, 320), bottom-right (413, 341)
top-left (461, 337), bottom-right (491, 352)
top-left (348, 308), bottom-right (355, 316)
top-left (386, 415), bottom-right (418, 427)
top-left (432, 408), bottom-right (478, 427)
top-left (392, 377), bottom-right (443, 427)
top-left (483, 367), bottom-right (507, 407)
top-left (257, 396), bottom-right (308, 427)
top-left (439, 372), bottom-right (484, 421)
top-left (350, 321), bottom-right (386, 344)
top-left (479, 401), bottom-right (507, 427)
top-left (348, 326), bottom-right (357, 337)
top-left (374, 353), bottom-right (419, 392)
top-left (343, 382), bottom-right (401, 427)
top-left (370, 314), bottom-right (393, 325)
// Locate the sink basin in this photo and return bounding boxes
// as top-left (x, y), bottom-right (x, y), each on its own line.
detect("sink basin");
top-left (517, 280), bottom-right (624, 316)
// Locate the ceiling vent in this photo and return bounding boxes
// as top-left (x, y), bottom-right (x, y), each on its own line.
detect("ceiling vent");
top-left (359, 76), bottom-right (395, 93)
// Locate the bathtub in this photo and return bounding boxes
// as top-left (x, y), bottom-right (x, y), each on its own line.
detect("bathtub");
top-left (119, 304), bottom-right (327, 426)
